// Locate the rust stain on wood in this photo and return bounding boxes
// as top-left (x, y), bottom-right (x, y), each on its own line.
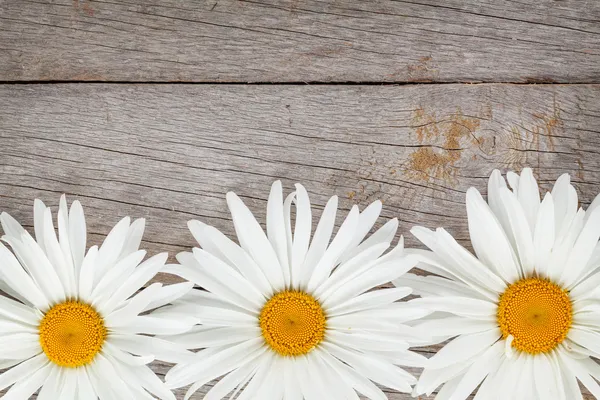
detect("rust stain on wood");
top-left (405, 107), bottom-right (481, 184)
top-left (504, 99), bottom-right (563, 169)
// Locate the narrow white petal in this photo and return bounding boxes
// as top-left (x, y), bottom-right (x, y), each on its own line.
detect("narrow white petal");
top-left (2, 361), bottom-right (51, 400)
top-left (0, 354), bottom-right (47, 391)
top-left (4, 233), bottom-right (65, 304)
top-left (0, 243), bottom-right (48, 310)
top-left (297, 195), bottom-right (338, 289)
top-left (99, 252), bottom-right (169, 314)
top-left (560, 206), bottom-right (600, 287)
top-left (33, 199), bottom-right (47, 253)
top-left (109, 334), bottom-right (194, 364)
top-left (78, 245), bottom-right (98, 302)
top-left (291, 183), bottom-right (312, 286)
top-left (425, 329), bottom-right (500, 370)
top-left (306, 205), bottom-right (360, 293)
top-left (533, 193), bottom-right (555, 275)
top-left (105, 283), bottom-right (163, 326)
top-left (552, 173), bottom-right (578, 239)
top-left (517, 168), bottom-right (541, 231)
top-left (43, 207), bottom-right (76, 297)
top-left (467, 187), bottom-right (522, 282)
top-left (95, 216), bottom-right (131, 283)
top-left (267, 181), bottom-right (291, 287)
top-left (119, 218), bottom-right (145, 259)
top-left (226, 192), bottom-right (285, 291)
top-left (68, 200), bottom-right (86, 275)
top-left (409, 296), bottom-right (497, 319)
top-left (197, 227), bottom-right (273, 297)
top-left (343, 200), bottom-right (382, 256)
top-left (339, 218), bottom-right (398, 265)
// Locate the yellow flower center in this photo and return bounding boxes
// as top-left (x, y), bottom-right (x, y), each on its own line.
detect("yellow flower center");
top-left (497, 277), bottom-right (572, 354)
top-left (259, 290), bottom-right (326, 356)
top-left (39, 301), bottom-right (107, 367)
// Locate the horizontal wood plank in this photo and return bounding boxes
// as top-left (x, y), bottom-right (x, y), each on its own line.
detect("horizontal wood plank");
top-left (0, 83), bottom-right (598, 398)
top-left (1, 0), bottom-right (600, 83)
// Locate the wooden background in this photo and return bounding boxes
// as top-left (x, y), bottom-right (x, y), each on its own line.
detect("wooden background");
top-left (1, 0), bottom-right (600, 398)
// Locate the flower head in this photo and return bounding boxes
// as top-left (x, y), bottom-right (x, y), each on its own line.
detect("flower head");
top-left (0, 195), bottom-right (194, 399)
top-left (163, 181), bottom-right (427, 399)
top-left (399, 169), bottom-right (600, 399)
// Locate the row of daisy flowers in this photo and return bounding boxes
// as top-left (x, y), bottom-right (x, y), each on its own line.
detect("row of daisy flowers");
top-left (0, 168), bottom-right (599, 399)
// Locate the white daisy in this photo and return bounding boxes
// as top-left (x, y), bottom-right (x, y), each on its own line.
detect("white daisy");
top-left (396, 168), bottom-right (600, 400)
top-left (162, 181), bottom-right (428, 399)
top-left (0, 195), bottom-right (196, 399)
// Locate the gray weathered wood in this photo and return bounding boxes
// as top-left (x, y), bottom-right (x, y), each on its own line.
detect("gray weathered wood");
top-left (0, 83), bottom-right (598, 398)
top-left (1, 0), bottom-right (600, 83)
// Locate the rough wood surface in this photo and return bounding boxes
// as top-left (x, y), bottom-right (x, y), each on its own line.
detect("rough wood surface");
top-left (0, 83), bottom-right (598, 399)
top-left (1, 0), bottom-right (600, 83)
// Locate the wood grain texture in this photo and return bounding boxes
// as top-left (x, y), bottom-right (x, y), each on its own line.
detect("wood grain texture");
top-left (1, 0), bottom-right (600, 83)
top-left (0, 83), bottom-right (598, 399)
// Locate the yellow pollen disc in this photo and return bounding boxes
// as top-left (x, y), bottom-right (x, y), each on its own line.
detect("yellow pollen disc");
top-left (39, 301), bottom-right (107, 368)
top-left (497, 277), bottom-right (572, 354)
top-left (259, 290), bottom-right (326, 356)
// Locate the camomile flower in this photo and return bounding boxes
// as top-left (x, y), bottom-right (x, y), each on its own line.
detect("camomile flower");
top-left (162, 181), bottom-right (428, 399)
top-left (0, 196), bottom-right (195, 399)
top-left (396, 168), bottom-right (600, 400)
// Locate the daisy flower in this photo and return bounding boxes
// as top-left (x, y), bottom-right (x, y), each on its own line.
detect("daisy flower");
top-left (162, 181), bottom-right (427, 399)
top-left (396, 168), bottom-right (600, 399)
top-left (0, 196), bottom-right (195, 399)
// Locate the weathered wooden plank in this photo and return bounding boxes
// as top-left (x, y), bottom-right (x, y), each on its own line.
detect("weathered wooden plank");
top-left (1, 0), bottom-right (600, 83)
top-left (0, 83), bottom-right (598, 398)
top-left (1, 83), bottom-right (599, 260)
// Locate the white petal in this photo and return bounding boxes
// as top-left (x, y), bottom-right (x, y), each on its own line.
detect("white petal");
top-left (109, 334), bottom-right (194, 364)
top-left (561, 206), bottom-right (600, 287)
top-left (297, 195), bottom-right (338, 289)
top-left (142, 282), bottom-right (194, 312)
top-left (533, 193), bottom-right (555, 275)
top-left (197, 226), bottom-right (273, 297)
top-left (68, 200), bottom-right (86, 274)
top-left (164, 261), bottom-right (261, 313)
top-left (0, 354), bottom-right (47, 391)
top-left (4, 233), bottom-right (65, 304)
top-left (517, 168), bottom-right (541, 231)
top-left (449, 341), bottom-right (504, 400)
top-left (410, 226), bottom-right (505, 298)
top-left (344, 200), bottom-right (382, 256)
top-left (291, 184), bottom-right (312, 286)
top-left (105, 283), bottom-right (163, 326)
top-left (0, 242), bottom-right (48, 310)
top-left (119, 218), bottom-right (145, 259)
top-left (0, 295), bottom-right (41, 326)
top-left (506, 171), bottom-right (520, 194)
top-left (162, 326), bottom-right (260, 349)
top-left (425, 329), bottom-right (500, 369)
top-left (327, 287), bottom-right (411, 316)
top-left (78, 245), bottom-right (99, 302)
top-left (91, 250), bottom-right (147, 306)
top-left (409, 296), bottom-right (497, 319)
top-left (315, 242), bottom-right (389, 300)
top-left (552, 173), bottom-right (578, 239)
top-left (0, 212), bottom-right (27, 239)
top-left (99, 252), bottom-right (169, 314)
top-left (466, 187), bottom-right (521, 282)
top-left (95, 216), bottom-right (131, 283)
top-left (2, 361), bottom-right (51, 400)
top-left (321, 257), bottom-right (415, 309)
top-left (226, 192), bottom-right (285, 291)
top-left (42, 207), bottom-right (76, 298)
top-left (33, 199), bottom-right (47, 252)
top-left (339, 218), bottom-right (398, 265)
top-left (266, 181), bottom-right (291, 287)
top-left (306, 205), bottom-right (359, 293)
